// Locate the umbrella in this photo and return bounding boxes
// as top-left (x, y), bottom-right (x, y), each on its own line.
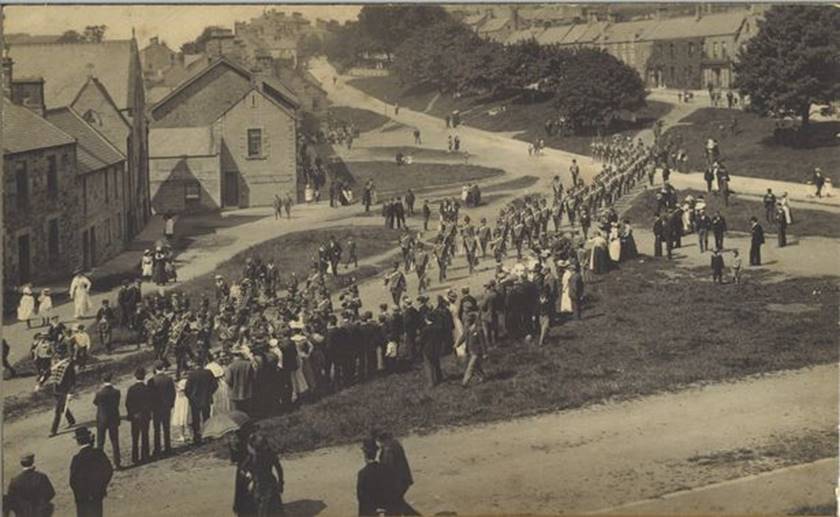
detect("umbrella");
top-left (202, 410), bottom-right (251, 440)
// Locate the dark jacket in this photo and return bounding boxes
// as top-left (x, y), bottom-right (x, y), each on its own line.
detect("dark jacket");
top-left (5, 469), bottom-right (55, 517)
top-left (125, 381), bottom-right (154, 420)
top-left (357, 462), bottom-right (400, 516)
top-left (751, 223), bottom-right (765, 245)
top-left (379, 438), bottom-right (413, 492)
top-left (93, 385), bottom-right (121, 428)
top-left (185, 368), bottom-right (217, 408)
top-left (711, 254), bottom-right (725, 272)
top-left (147, 372), bottom-right (176, 413)
top-left (69, 446), bottom-right (113, 502)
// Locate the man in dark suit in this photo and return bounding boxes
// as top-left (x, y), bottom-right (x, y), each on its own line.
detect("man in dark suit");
top-left (356, 438), bottom-right (400, 517)
top-left (568, 266), bottom-right (585, 321)
top-left (225, 351), bottom-right (255, 415)
top-left (749, 217), bottom-right (765, 265)
top-left (5, 452), bottom-right (55, 517)
top-left (146, 361), bottom-right (176, 457)
top-left (125, 367), bottom-right (153, 465)
top-left (711, 248), bottom-right (725, 283)
top-left (711, 211), bottom-right (727, 251)
top-left (49, 355), bottom-right (77, 437)
top-left (92, 373), bottom-right (121, 469)
top-left (652, 213), bottom-right (664, 257)
top-left (776, 205), bottom-right (788, 247)
top-left (69, 427), bottom-right (113, 517)
top-left (373, 430), bottom-right (414, 500)
top-left (184, 362), bottom-right (217, 445)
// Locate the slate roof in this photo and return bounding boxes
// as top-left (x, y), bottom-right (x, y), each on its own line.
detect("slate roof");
top-left (8, 40), bottom-right (137, 111)
top-left (45, 107), bottom-right (125, 174)
top-left (645, 11), bottom-right (748, 40)
top-left (149, 127), bottom-right (216, 157)
top-left (3, 99), bottom-right (75, 155)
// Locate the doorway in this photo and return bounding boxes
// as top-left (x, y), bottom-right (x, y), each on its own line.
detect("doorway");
top-left (17, 234), bottom-right (31, 284)
top-left (223, 171), bottom-right (239, 208)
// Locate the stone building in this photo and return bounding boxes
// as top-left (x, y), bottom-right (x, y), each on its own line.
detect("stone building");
top-left (46, 107), bottom-right (128, 269)
top-left (3, 98), bottom-right (80, 286)
top-left (9, 38), bottom-right (151, 238)
top-left (140, 36), bottom-right (177, 84)
top-left (148, 58), bottom-right (300, 213)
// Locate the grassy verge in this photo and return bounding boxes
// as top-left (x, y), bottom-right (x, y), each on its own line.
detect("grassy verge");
top-left (662, 108), bottom-right (840, 183)
top-left (623, 188), bottom-right (840, 239)
top-left (347, 75), bottom-right (671, 156)
top-left (5, 226), bottom-right (403, 421)
top-left (346, 161), bottom-right (504, 198)
top-left (206, 257), bottom-right (836, 458)
top-left (328, 106), bottom-right (390, 133)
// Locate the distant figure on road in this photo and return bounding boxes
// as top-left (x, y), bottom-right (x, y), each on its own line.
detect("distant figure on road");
top-left (395, 103), bottom-right (400, 116)
top-left (749, 217), bottom-right (765, 266)
top-left (283, 193), bottom-right (293, 219)
top-left (5, 452), bottom-right (55, 517)
top-left (69, 426), bottom-right (113, 517)
top-left (413, 129), bottom-right (421, 145)
top-left (273, 194), bottom-right (283, 220)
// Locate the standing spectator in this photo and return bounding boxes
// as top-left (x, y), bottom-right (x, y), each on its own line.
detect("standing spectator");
top-left (458, 313), bottom-right (487, 387)
top-left (776, 204), bottom-right (788, 247)
top-left (125, 367), bottom-right (153, 465)
top-left (345, 237), bottom-right (358, 269)
top-left (72, 325), bottom-right (91, 369)
top-left (568, 265), bottom-right (584, 321)
top-left (704, 167), bottom-right (715, 193)
top-left (413, 129), bottom-right (421, 145)
top-left (813, 168), bottom-right (825, 198)
top-left (373, 430), bottom-right (414, 503)
top-left (17, 285), bottom-right (36, 329)
top-left (5, 452), bottom-right (55, 517)
top-left (164, 214), bottom-right (176, 242)
top-left (695, 209), bottom-right (711, 253)
top-left (569, 159), bottom-right (580, 187)
top-left (37, 289), bottom-right (54, 328)
top-left (69, 270), bottom-right (93, 320)
top-left (422, 201), bottom-right (431, 231)
top-left (731, 250), bottom-right (743, 284)
top-left (711, 249), bottom-right (725, 283)
top-left (69, 427), bottom-right (113, 517)
top-left (48, 355), bottom-right (77, 437)
top-left (147, 361), bottom-right (176, 457)
top-left (762, 189), bottom-right (777, 223)
top-left (749, 217), bottom-right (765, 266)
top-left (356, 438), bottom-right (401, 517)
top-left (3, 338), bottom-right (16, 379)
top-left (226, 350), bottom-right (256, 415)
top-left (405, 189), bottom-right (416, 216)
top-left (418, 314), bottom-right (442, 388)
top-left (117, 281), bottom-right (133, 328)
top-left (31, 333), bottom-right (53, 387)
top-left (283, 193), bottom-right (293, 219)
top-left (185, 362), bottom-right (217, 445)
top-left (711, 211), bottom-right (728, 250)
top-left (95, 301), bottom-right (116, 353)
top-left (93, 373), bottom-right (122, 469)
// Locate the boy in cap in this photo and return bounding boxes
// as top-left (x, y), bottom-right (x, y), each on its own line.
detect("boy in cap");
top-left (5, 452), bottom-right (55, 517)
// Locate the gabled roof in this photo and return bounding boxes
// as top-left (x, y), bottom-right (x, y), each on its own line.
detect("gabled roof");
top-left (646, 11), bottom-right (749, 40)
top-left (600, 19), bottom-right (662, 44)
top-left (8, 40), bottom-right (137, 111)
top-left (3, 99), bottom-right (75, 155)
top-left (149, 127), bottom-right (216, 157)
top-left (45, 107), bottom-right (126, 174)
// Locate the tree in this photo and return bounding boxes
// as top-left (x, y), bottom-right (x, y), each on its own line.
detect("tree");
top-left (83, 25), bottom-right (107, 43)
top-left (323, 22), bottom-right (375, 72)
top-left (551, 48), bottom-right (647, 132)
top-left (57, 30), bottom-right (84, 43)
top-left (734, 5), bottom-right (840, 127)
top-left (298, 33), bottom-right (323, 62)
top-left (357, 5), bottom-right (451, 61)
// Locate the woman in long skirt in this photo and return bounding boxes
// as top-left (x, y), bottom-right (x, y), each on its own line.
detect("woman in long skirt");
top-left (206, 354), bottom-right (230, 416)
top-left (172, 376), bottom-right (192, 445)
top-left (621, 220), bottom-right (639, 260)
top-left (141, 250), bottom-right (154, 279)
top-left (17, 285), bottom-right (36, 328)
top-left (589, 233), bottom-right (610, 274)
top-left (608, 224), bottom-right (622, 263)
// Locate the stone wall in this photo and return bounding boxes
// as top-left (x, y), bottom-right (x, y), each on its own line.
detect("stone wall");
top-left (150, 155), bottom-right (221, 213)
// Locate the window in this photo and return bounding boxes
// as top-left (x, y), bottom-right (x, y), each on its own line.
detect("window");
top-left (61, 153), bottom-right (70, 173)
top-left (104, 169), bottom-right (110, 204)
top-left (713, 42), bottom-right (719, 58)
top-left (669, 43), bottom-right (674, 58)
top-left (113, 168), bottom-right (118, 200)
top-left (721, 42), bottom-right (728, 58)
top-left (185, 181), bottom-right (201, 201)
top-left (48, 218), bottom-right (60, 264)
top-left (15, 162), bottom-right (29, 212)
top-left (247, 128), bottom-right (262, 158)
top-left (47, 155), bottom-right (58, 197)
top-left (106, 218), bottom-right (112, 245)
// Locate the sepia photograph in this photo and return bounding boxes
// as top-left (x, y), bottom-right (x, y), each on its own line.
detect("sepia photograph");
top-left (1, 2), bottom-right (838, 516)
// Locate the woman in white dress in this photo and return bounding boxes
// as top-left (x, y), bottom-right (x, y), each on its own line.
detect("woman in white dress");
top-left (447, 290), bottom-right (464, 358)
top-left (172, 377), bottom-right (191, 445)
top-left (608, 224), bottom-right (622, 263)
top-left (560, 266), bottom-right (574, 315)
top-left (17, 285), bottom-right (36, 328)
top-left (206, 354), bottom-right (230, 416)
top-left (141, 250), bottom-right (154, 279)
top-left (291, 334), bottom-right (312, 401)
top-left (780, 193), bottom-right (793, 224)
top-left (37, 288), bottom-right (54, 327)
top-left (69, 272), bottom-right (92, 320)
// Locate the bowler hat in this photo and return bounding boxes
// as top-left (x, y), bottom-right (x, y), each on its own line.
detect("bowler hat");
top-left (74, 427), bottom-right (94, 444)
top-left (20, 452), bottom-right (35, 467)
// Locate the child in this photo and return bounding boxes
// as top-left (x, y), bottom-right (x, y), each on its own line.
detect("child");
top-left (17, 285), bottom-right (36, 329)
top-left (96, 300), bottom-right (116, 352)
top-left (711, 249), bottom-right (725, 283)
top-left (72, 325), bottom-right (91, 369)
top-left (730, 249), bottom-right (742, 285)
top-left (38, 288), bottom-right (54, 327)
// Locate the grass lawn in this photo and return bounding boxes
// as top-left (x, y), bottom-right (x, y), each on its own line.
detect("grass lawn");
top-left (347, 76), bottom-right (672, 155)
top-left (328, 106), bottom-right (390, 133)
top-left (206, 257), bottom-right (836, 458)
top-left (5, 226), bottom-right (403, 421)
top-left (623, 188), bottom-right (840, 239)
top-left (346, 161), bottom-right (504, 197)
top-left (662, 108), bottom-right (840, 183)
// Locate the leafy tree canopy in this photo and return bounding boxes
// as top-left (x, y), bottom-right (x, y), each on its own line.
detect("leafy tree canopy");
top-left (735, 5), bottom-right (840, 126)
top-left (357, 5), bottom-right (451, 59)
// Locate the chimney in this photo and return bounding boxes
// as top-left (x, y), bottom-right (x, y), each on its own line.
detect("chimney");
top-left (150, 36), bottom-right (159, 46)
top-left (1, 49), bottom-right (13, 99)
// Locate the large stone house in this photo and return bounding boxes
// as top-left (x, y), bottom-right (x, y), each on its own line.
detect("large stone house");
top-left (140, 36), bottom-right (177, 84)
top-left (9, 39), bottom-right (151, 238)
top-left (3, 98), bottom-right (79, 287)
top-left (148, 57), bottom-right (300, 213)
